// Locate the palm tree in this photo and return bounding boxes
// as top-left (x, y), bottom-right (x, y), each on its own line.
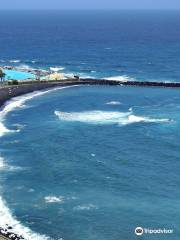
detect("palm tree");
top-left (0, 69), bottom-right (6, 82)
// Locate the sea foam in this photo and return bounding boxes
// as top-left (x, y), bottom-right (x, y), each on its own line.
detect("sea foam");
top-left (0, 122), bottom-right (10, 137)
top-left (105, 101), bottom-right (121, 105)
top-left (9, 60), bottom-right (21, 63)
top-left (16, 64), bottom-right (32, 70)
top-left (0, 156), bottom-right (5, 170)
top-left (50, 67), bottom-right (65, 72)
top-left (55, 110), bottom-right (170, 125)
top-left (104, 75), bottom-right (133, 82)
top-left (0, 156), bottom-right (24, 172)
top-left (45, 196), bottom-right (65, 204)
top-left (0, 197), bottom-right (50, 240)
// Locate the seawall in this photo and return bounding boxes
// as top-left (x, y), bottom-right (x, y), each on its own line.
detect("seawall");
top-left (1, 78), bottom-right (180, 108)
top-left (0, 80), bottom-right (82, 107)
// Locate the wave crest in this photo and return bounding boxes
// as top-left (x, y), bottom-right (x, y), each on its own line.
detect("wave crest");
top-left (104, 75), bottom-right (133, 82)
top-left (0, 156), bottom-right (4, 169)
top-left (9, 60), bottom-right (21, 63)
top-left (45, 196), bottom-right (64, 204)
top-left (50, 67), bottom-right (65, 72)
top-left (55, 110), bottom-right (170, 125)
top-left (105, 101), bottom-right (121, 105)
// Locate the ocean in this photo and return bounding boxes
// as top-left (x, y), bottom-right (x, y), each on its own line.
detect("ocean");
top-left (0, 10), bottom-right (180, 240)
top-left (0, 10), bottom-right (180, 81)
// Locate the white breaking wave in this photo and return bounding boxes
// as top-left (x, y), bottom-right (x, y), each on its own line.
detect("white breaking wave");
top-left (0, 197), bottom-right (50, 240)
top-left (55, 110), bottom-right (170, 125)
top-left (9, 60), bottom-right (21, 63)
top-left (105, 101), bottom-right (121, 105)
top-left (0, 85), bottom-right (78, 240)
top-left (0, 156), bottom-right (4, 169)
top-left (104, 75), bottom-right (133, 82)
top-left (127, 115), bottom-right (170, 124)
top-left (0, 156), bottom-right (24, 172)
top-left (0, 122), bottom-right (10, 137)
top-left (0, 59), bottom-right (21, 63)
top-left (91, 153), bottom-right (96, 157)
top-left (0, 59), bottom-right (36, 64)
top-left (50, 67), bottom-right (65, 72)
top-left (45, 195), bottom-right (77, 204)
top-left (45, 196), bottom-right (65, 204)
top-left (16, 64), bottom-right (32, 71)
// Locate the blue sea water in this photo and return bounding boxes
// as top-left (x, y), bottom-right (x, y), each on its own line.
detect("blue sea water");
top-left (1, 85), bottom-right (180, 240)
top-left (0, 10), bottom-right (180, 81)
top-left (0, 10), bottom-right (180, 240)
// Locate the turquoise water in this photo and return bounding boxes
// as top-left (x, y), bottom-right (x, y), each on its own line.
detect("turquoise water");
top-left (0, 85), bottom-right (180, 240)
top-left (4, 70), bottom-right (35, 80)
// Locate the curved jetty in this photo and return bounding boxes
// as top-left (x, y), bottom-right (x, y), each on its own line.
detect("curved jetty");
top-left (1, 78), bottom-right (180, 107)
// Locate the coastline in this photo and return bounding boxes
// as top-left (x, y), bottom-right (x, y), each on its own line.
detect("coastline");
top-left (0, 80), bottom-right (81, 108)
top-left (1, 78), bottom-right (180, 108)
top-left (0, 227), bottom-right (24, 240)
top-left (0, 81), bottom-right (79, 240)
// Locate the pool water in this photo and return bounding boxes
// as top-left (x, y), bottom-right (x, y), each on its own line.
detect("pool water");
top-left (4, 70), bottom-right (35, 80)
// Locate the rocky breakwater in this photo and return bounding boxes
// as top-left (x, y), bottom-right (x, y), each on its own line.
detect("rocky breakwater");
top-left (0, 226), bottom-right (24, 240)
top-left (0, 80), bottom-right (84, 107)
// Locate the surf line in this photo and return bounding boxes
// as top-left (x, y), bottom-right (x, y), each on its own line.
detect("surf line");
top-left (0, 85), bottom-right (81, 240)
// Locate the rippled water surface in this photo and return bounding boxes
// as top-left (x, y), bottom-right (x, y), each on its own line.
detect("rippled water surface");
top-left (0, 10), bottom-right (180, 81)
top-left (0, 85), bottom-right (180, 239)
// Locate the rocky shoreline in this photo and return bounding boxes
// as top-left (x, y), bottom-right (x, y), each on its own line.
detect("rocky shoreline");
top-left (0, 227), bottom-right (24, 240)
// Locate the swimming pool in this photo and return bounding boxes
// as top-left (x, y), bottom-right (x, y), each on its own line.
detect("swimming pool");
top-left (4, 70), bottom-right (35, 80)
